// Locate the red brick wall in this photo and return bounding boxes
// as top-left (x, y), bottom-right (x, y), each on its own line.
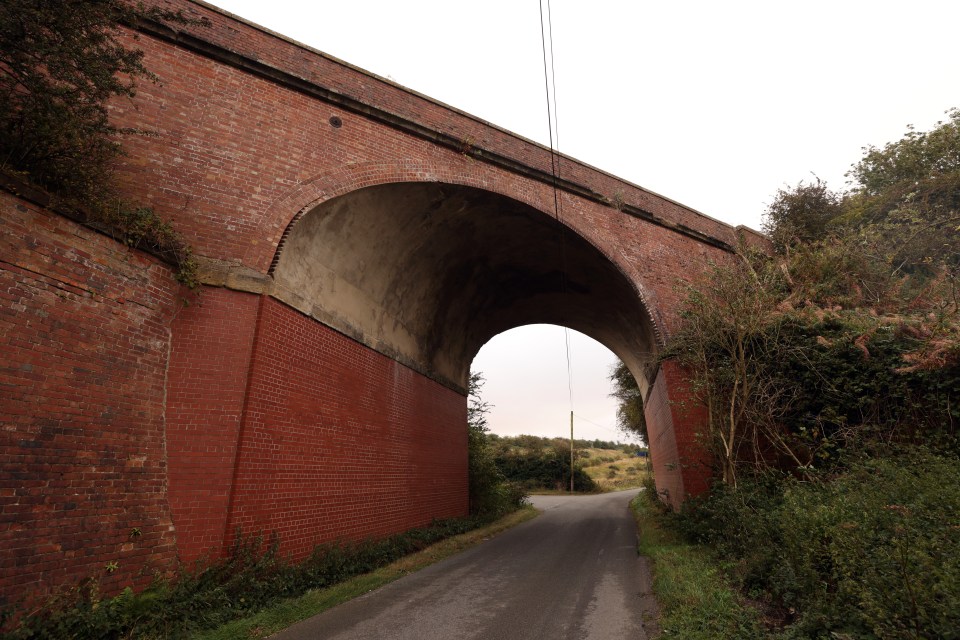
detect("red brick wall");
top-left (645, 360), bottom-right (713, 510)
top-left (166, 291), bottom-right (468, 563)
top-left (0, 191), bottom-right (180, 606)
top-left (1, 186), bottom-right (469, 604)
top-left (137, 0), bottom-right (741, 269)
top-left (165, 287), bottom-right (261, 562)
top-left (224, 297), bottom-right (467, 560)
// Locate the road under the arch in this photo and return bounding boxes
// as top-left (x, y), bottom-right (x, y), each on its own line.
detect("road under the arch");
top-left (274, 490), bottom-right (659, 640)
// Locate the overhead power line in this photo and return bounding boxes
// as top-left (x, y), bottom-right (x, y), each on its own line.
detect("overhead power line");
top-left (538, 0), bottom-right (573, 410)
top-left (539, 0), bottom-right (578, 491)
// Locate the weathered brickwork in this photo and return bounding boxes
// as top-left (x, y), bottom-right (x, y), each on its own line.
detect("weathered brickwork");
top-left (0, 191), bottom-right (180, 605)
top-left (0, 195), bottom-right (470, 603)
top-left (645, 361), bottom-right (713, 510)
top-left (108, 1), bottom-right (746, 336)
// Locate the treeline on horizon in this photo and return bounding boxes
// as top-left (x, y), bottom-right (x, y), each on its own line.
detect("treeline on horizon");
top-left (486, 433), bottom-right (645, 453)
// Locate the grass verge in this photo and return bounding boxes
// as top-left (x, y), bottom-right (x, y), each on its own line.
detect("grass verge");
top-left (630, 493), bottom-right (764, 639)
top-left (192, 506), bottom-right (538, 640)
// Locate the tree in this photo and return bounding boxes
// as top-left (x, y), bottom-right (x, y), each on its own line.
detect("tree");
top-left (0, 1), bottom-right (206, 287)
top-left (467, 373), bottom-right (526, 515)
top-left (608, 360), bottom-right (647, 444)
top-left (762, 109), bottom-right (960, 272)
top-left (845, 108), bottom-right (960, 273)
top-left (467, 372), bottom-right (490, 434)
top-left (666, 249), bottom-right (808, 486)
top-left (762, 176), bottom-right (844, 252)
top-left (0, 0), bottom-right (204, 209)
top-left (849, 108), bottom-right (960, 198)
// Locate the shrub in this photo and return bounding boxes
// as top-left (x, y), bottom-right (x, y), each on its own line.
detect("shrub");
top-left (0, 4), bottom-right (204, 289)
top-left (96, 204), bottom-right (199, 288)
top-left (493, 445), bottom-right (598, 492)
top-left (775, 452), bottom-right (960, 638)
top-left (673, 450), bottom-right (960, 638)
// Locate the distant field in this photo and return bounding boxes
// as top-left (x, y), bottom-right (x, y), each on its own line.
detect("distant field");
top-left (580, 448), bottom-right (649, 492)
top-left (488, 434), bottom-right (648, 493)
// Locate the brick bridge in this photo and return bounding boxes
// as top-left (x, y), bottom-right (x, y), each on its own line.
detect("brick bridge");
top-left (0, 0), bottom-right (766, 604)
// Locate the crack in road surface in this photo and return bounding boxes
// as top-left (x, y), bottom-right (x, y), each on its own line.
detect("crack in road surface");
top-left (273, 490), bottom-right (659, 639)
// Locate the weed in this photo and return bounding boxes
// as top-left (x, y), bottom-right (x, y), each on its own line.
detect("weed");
top-left (92, 203), bottom-right (199, 290)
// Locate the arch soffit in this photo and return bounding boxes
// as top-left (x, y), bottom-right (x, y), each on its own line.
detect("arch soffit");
top-left (253, 160), bottom-right (668, 348)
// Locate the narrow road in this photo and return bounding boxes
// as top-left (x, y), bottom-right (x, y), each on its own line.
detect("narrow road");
top-left (273, 489), bottom-right (659, 640)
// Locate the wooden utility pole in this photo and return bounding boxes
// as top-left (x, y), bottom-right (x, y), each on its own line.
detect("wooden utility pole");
top-left (569, 410), bottom-right (574, 493)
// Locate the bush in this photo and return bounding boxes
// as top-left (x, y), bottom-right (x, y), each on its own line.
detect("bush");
top-left (757, 311), bottom-right (960, 467)
top-left (776, 452), bottom-right (960, 638)
top-left (493, 445), bottom-right (598, 492)
top-left (97, 204), bottom-right (199, 288)
top-left (673, 450), bottom-right (960, 638)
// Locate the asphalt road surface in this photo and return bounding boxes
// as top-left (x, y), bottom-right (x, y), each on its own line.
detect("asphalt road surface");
top-left (273, 489), bottom-right (659, 640)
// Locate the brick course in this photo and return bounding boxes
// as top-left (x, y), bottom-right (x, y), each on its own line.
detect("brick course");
top-left (224, 297), bottom-right (467, 559)
top-left (0, 191), bottom-right (179, 606)
top-left (166, 291), bottom-right (467, 564)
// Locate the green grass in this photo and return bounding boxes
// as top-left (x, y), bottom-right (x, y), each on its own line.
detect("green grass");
top-left (630, 493), bottom-right (765, 639)
top-left (191, 506), bottom-right (539, 640)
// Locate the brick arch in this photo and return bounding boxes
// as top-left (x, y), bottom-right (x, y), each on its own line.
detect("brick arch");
top-left (246, 161), bottom-right (460, 271)
top-left (265, 175), bottom-right (666, 395)
top-left (256, 160), bottom-right (668, 353)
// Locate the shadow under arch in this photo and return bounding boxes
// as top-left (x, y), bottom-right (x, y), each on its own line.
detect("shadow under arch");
top-left (271, 181), bottom-right (662, 397)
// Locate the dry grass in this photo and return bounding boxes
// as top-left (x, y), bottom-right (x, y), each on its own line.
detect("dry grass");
top-left (581, 448), bottom-right (649, 492)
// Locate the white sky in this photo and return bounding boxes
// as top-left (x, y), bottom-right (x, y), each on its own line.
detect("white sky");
top-left (206, 0), bottom-right (960, 443)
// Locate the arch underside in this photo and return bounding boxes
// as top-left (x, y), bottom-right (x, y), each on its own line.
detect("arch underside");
top-left (272, 182), bottom-right (660, 396)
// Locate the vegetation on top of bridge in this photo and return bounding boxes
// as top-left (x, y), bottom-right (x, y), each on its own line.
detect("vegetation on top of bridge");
top-left (627, 109), bottom-right (960, 637)
top-left (0, 0), bottom-right (203, 287)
